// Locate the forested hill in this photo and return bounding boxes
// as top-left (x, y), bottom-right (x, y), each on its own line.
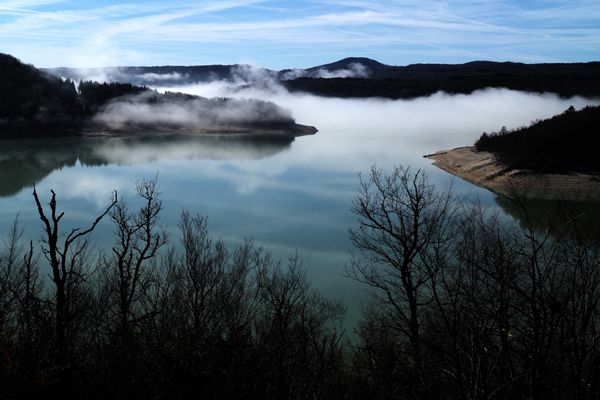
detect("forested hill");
top-left (0, 53), bottom-right (301, 138)
top-left (48, 57), bottom-right (600, 99)
top-left (0, 53), bottom-right (82, 130)
top-left (309, 58), bottom-right (600, 81)
top-left (0, 53), bottom-right (153, 136)
top-left (475, 105), bottom-right (600, 173)
top-left (282, 59), bottom-right (600, 99)
top-left (48, 64), bottom-right (247, 86)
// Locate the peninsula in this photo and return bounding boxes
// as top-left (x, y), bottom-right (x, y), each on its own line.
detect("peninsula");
top-left (0, 53), bottom-right (316, 139)
top-left (426, 106), bottom-right (600, 199)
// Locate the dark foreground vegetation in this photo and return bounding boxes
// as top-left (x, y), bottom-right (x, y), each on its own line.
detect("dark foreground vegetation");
top-left (475, 105), bottom-right (600, 172)
top-left (2, 167), bottom-right (600, 399)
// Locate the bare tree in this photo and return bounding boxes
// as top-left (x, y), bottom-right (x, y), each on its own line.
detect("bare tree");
top-left (347, 165), bottom-right (454, 385)
top-left (102, 176), bottom-right (166, 334)
top-left (433, 204), bottom-right (524, 400)
top-left (15, 239), bottom-right (41, 350)
top-left (32, 185), bottom-right (116, 360)
top-left (254, 253), bottom-right (345, 400)
top-left (169, 211), bottom-right (229, 340)
top-left (0, 218), bottom-right (21, 335)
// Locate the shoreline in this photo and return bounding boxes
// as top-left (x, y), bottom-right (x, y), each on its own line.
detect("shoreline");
top-left (1, 122), bottom-right (318, 140)
top-left (425, 146), bottom-right (600, 199)
top-left (80, 123), bottom-right (317, 138)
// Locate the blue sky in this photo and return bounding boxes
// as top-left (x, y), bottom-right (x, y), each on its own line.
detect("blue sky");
top-left (0, 0), bottom-right (598, 68)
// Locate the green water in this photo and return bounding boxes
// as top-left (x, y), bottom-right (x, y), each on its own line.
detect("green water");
top-left (1, 89), bottom-right (595, 326)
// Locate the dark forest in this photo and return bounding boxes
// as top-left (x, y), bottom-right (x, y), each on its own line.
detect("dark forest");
top-left (475, 105), bottom-right (600, 173)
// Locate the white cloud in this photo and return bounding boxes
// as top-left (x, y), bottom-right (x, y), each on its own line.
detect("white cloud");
top-left (0, 0), bottom-right (598, 67)
top-left (34, 166), bottom-right (132, 208)
top-left (153, 80), bottom-right (600, 182)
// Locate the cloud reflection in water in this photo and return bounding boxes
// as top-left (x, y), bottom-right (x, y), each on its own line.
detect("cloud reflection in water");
top-left (1, 89), bottom-right (598, 327)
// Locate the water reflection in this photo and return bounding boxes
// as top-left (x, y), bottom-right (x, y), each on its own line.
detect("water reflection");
top-left (496, 193), bottom-right (600, 240)
top-left (1, 90), bottom-right (598, 330)
top-left (0, 134), bottom-right (293, 197)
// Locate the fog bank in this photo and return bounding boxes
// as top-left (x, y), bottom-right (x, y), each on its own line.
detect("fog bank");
top-left (94, 91), bottom-right (294, 130)
top-left (154, 78), bottom-right (599, 170)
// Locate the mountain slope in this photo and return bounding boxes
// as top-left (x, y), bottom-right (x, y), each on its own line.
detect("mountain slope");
top-left (0, 53), bottom-right (81, 128)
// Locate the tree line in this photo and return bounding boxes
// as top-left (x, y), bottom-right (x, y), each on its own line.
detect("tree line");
top-left (2, 168), bottom-right (600, 399)
top-left (1, 53), bottom-right (299, 139)
top-left (0, 177), bottom-right (345, 399)
top-left (475, 105), bottom-right (600, 173)
top-left (347, 166), bottom-right (600, 400)
top-left (282, 61), bottom-right (600, 99)
top-left (0, 53), bottom-right (150, 138)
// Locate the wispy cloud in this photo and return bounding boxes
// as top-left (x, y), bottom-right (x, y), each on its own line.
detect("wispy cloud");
top-left (0, 0), bottom-right (598, 67)
top-left (0, 0), bottom-right (68, 11)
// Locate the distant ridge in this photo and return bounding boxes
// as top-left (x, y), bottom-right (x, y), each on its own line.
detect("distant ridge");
top-left (44, 57), bottom-right (600, 99)
top-left (305, 58), bottom-right (600, 80)
top-left (282, 58), bottom-right (600, 98)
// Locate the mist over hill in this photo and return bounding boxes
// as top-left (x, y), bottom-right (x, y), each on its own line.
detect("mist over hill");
top-left (282, 58), bottom-right (600, 98)
top-left (4, 51), bottom-right (598, 139)
top-left (46, 57), bottom-right (600, 99)
top-left (0, 53), bottom-right (306, 139)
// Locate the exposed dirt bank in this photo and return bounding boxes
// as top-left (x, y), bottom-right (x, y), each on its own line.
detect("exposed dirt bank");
top-left (425, 146), bottom-right (600, 199)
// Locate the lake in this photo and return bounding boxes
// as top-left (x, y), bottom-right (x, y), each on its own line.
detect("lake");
top-left (1, 88), bottom-right (597, 327)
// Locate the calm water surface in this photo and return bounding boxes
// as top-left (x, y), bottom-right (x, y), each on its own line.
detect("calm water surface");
top-left (1, 89), bottom-right (597, 326)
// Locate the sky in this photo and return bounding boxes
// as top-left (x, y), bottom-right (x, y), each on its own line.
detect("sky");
top-left (0, 0), bottom-right (599, 69)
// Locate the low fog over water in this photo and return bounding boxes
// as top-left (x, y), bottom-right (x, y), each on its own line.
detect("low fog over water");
top-left (1, 76), bottom-right (598, 325)
top-left (94, 92), bottom-right (293, 130)
top-left (159, 77), bottom-right (598, 175)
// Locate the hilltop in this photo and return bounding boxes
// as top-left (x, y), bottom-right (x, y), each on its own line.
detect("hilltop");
top-left (306, 57), bottom-right (387, 72)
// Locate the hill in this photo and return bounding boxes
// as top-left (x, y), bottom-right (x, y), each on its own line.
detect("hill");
top-left (47, 57), bottom-right (600, 99)
top-left (426, 106), bottom-right (600, 199)
top-left (0, 53), bottom-right (82, 133)
top-left (306, 57), bottom-right (387, 72)
top-left (283, 60), bottom-right (600, 98)
top-left (475, 105), bottom-right (600, 173)
top-left (48, 64), bottom-right (256, 86)
top-left (0, 53), bottom-right (312, 139)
